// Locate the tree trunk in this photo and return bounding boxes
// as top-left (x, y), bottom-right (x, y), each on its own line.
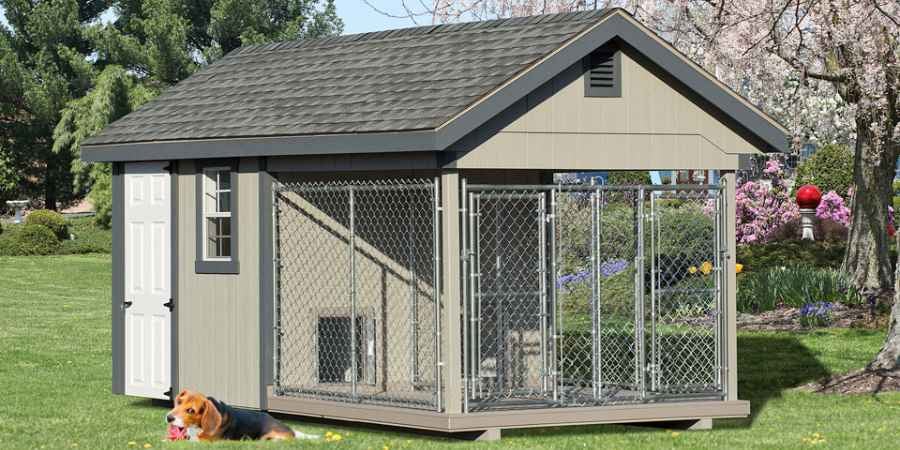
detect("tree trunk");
top-left (869, 276), bottom-right (900, 371)
top-left (841, 116), bottom-right (895, 291)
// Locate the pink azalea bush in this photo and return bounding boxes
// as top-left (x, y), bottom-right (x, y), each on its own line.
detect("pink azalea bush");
top-left (815, 191), bottom-right (850, 227)
top-left (736, 159), bottom-right (799, 244)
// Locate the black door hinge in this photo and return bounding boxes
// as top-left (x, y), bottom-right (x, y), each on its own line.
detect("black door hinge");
top-left (162, 163), bottom-right (173, 173)
top-left (164, 388), bottom-right (173, 399)
top-left (122, 300), bottom-right (133, 310)
top-left (164, 299), bottom-right (174, 311)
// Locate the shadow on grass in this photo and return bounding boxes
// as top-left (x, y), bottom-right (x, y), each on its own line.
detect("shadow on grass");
top-left (729, 333), bottom-right (829, 427)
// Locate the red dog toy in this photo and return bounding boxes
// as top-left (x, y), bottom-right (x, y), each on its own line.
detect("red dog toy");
top-left (167, 425), bottom-right (189, 441)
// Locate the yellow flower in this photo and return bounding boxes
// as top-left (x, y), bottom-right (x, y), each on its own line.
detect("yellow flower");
top-left (671, 432), bottom-right (681, 438)
top-left (700, 261), bottom-right (713, 275)
top-left (127, 442), bottom-right (137, 447)
top-left (143, 444), bottom-right (152, 449)
top-left (735, 263), bottom-right (744, 273)
top-left (326, 431), bottom-right (334, 437)
top-left (332, 434), bottom-right (343, 441)
top-left (688, 266), bottom-right (698, 274)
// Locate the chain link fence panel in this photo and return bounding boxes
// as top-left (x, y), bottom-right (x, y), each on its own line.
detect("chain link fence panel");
top-left (464, 183), bottom-right (725, 412)
top-left (273, 178), bottom-right (442, 411)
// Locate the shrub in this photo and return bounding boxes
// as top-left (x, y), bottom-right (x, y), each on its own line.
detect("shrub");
top-left (607, 171), bottom-right (651, 185)
top-left (736, 266), bottom-right (860, 313)
top-left (0, 223), bottom-right (61, 256)
top-left (25, 209), bottom-right (68, 240)
top-left (769, 218), bottom-right (848, 243)
top-left (793, 144), bottom-right (854, 197)
top-left (736, 240), bottom-right (845, 272)
top-left (815, 191), bottom-right (850, 226)
top-left (736, 159), bottom-right (799, 244)
top-left (58, 217), bottom-right (112, 254)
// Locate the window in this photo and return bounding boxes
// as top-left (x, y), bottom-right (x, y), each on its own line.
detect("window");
top-left (203, 168), bottom-right (232, 260)
top-left (195, 161), bottom-right (239, 274)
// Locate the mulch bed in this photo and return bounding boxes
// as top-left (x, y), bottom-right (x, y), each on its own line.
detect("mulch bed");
top-left (737, 302), bottom-right (882, 332)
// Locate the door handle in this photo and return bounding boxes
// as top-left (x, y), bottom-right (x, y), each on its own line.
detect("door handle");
top-left (122, 300), bottom-right (133, 310)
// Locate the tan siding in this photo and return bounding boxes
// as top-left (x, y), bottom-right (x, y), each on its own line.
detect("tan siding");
top-left (177, 158), bottom-right (260, 408)
top-left (454, 49), bottom-right (758, 171)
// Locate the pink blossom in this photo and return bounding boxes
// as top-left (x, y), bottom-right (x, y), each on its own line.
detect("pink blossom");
top-left (815, 191), bottom-right (850, 226)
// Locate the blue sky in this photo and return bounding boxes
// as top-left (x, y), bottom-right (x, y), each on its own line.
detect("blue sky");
top-left (0, 1), bottom-right (423, 35)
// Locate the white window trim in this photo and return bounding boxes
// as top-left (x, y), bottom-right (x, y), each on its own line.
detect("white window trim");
top-left (202, 167), bottom-right (233, 262)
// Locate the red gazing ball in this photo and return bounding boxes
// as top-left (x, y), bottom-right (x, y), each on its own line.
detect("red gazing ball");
top-left (796, 184), bottom-right (822, 209)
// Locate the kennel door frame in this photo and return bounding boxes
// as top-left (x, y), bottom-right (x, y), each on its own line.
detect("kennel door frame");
top-left (463, 186), bottom-right (554, 410)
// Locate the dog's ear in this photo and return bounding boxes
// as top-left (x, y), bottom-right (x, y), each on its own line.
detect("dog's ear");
top-left (199, 399), bottom-right (222, 435)
top-left (175, 389), bottom-right (189, 405)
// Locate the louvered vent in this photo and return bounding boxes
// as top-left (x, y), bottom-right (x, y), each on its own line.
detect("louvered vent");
top-left (585, 49), bottom-right (621, 97)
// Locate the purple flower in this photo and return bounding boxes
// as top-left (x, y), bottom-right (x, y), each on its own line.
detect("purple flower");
top-left (600, 259), bottom-right (629, 277)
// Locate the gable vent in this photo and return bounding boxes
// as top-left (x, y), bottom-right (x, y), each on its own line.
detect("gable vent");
top-left (585, 49), bottom-right (621, 97)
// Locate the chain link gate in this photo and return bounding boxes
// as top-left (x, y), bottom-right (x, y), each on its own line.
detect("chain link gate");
top-left (463, 182), bottom-right (726, 412)
top-left (273, 178), bottom-right (442, 411)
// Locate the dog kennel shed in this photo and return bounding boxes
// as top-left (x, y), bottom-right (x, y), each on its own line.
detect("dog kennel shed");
top-left (82, 8), bottom-right (787, 439)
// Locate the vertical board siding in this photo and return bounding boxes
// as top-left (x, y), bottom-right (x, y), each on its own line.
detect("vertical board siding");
top-left (453, 48), bottom-right (755, 170)
top-left (177, 158), bottom-right (261, 408)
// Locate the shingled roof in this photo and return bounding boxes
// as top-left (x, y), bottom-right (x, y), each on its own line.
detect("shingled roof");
top-left (85, 9), bottom-right (612, 146)
top-left (82, 8), bottom-right (789, 161)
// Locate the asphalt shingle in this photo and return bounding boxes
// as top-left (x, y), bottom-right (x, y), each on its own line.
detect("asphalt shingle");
top-left (85, 9), bottom-right (610, 145)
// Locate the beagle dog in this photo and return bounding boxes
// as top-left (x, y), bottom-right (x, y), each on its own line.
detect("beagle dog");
top-left (166, 389), bottom-right (316, 441)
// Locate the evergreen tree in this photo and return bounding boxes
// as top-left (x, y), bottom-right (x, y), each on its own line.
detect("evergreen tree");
top-left (49, 0), bottom-right (342, 224)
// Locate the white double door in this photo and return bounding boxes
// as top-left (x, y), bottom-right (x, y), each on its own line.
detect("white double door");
top-left (123, 161), bottom-right (172, 399)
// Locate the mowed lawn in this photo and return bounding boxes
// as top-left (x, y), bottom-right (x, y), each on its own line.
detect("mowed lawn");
top-left (1, 255), bottom-right (900, 449)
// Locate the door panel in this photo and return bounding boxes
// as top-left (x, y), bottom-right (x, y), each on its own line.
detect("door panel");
top-left (124, 161), bottom-right (171, 400)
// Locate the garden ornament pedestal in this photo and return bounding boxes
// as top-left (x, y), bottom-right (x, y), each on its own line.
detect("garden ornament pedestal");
top-left (5, 200), bottom-right (28, 224)
top-left (796, 185), bottom-right (822, 240)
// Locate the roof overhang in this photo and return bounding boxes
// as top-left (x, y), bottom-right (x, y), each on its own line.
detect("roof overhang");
top-left (81, 10), bottom-right (788, 163)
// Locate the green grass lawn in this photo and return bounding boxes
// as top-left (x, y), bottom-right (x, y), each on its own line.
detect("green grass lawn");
top-left (2, 255), bottom-right (900, 449)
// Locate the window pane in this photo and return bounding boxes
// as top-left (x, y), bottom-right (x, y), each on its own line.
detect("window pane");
top-left (219, 171), bottom-right (231, 190)
top-left (217, 191), bottom-right (231, 213)
top-left (219, 238), bottom-right (231, 257)
top-left (206, 217), bottom-right (232, 259)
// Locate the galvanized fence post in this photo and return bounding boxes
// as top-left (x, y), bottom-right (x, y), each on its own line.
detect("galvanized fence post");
top-left (460, 178), bottom-right (469, 413)
top-left (550, 187), bottom-right (560, 403)
top-left (635, 186), bottom-right (646, 400)
top-left (272, 186), bottom-right (282, 395)
top-left (348, 185), bottom-right (358, 402)
top-left (433, 176), bottom-right (443, 412)
top-left (591, 187), bottom-right (600, 402)
top-left (649, 190), bottom-right (658, 392)
top-left (538, 192), bottom-right (548, 395)
top-left (409, 189), bottom-right (419, 385)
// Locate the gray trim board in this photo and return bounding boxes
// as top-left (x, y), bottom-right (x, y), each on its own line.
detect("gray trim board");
top-left (80, 10), bottom-right (787, 163)
top-left (170, 160), bottom-right (179, 399)
top-left (112, 162), bottom-right (125, 395)
top-left (82, 131), bottom-right (438, 162)
top-left (194, 159), bottom-right (240, 274)
top-left (258, 159), bottom-right (274, 409)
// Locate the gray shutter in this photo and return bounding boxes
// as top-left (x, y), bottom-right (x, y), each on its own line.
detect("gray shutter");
top-left (584, 50), bottom-right (621, 97)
